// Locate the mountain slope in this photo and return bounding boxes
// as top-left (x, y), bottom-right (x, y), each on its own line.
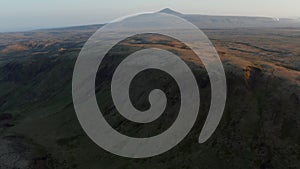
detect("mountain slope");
top-left (0, 28), bottom-right (299, 168)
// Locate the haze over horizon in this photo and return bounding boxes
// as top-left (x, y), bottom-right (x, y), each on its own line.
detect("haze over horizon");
top-left (1, 0), bottom-right (300, 32)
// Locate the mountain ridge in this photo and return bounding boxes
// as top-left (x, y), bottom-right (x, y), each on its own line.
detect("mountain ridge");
top-left (14, 8), bottom-right (300, 32)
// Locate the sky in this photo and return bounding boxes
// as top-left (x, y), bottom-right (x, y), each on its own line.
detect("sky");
top-left (1, 0), bottom-right (300, 32)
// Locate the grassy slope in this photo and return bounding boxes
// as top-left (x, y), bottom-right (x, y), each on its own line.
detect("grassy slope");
top-left (0, 28), bottom-right (299, 169)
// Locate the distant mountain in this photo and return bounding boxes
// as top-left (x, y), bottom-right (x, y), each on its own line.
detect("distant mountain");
top-left (186, 15), bottom-right (300, 28)
top-left (19, 8), bottom-right (300, 32)
top-left (159, 8), bottom-right (300, 29)
top-left (82, 8), bottom-right (300, 32)
top-left (39, 24), bottom-right (104, 31)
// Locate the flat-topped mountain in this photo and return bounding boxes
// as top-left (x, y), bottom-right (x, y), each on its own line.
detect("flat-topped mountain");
top-left (159, 8), bottom-right (300, 28)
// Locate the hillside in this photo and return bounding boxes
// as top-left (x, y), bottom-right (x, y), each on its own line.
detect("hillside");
top-left (0, 10), bottom-right (299, 169)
